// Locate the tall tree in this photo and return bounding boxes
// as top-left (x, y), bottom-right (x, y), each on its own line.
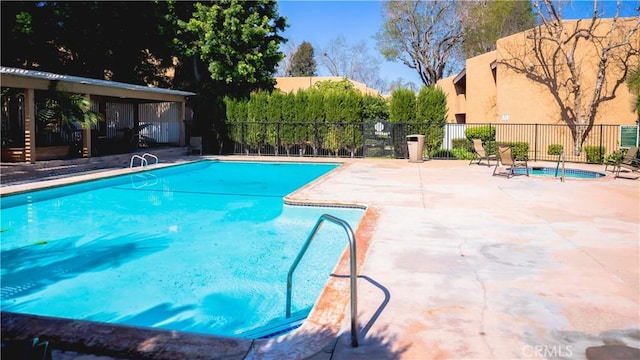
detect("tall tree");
top-left (274, 40), bottom-right (298, 76)
top-left (1, 1), bottom-right (288, 153)
top-left (388, 78), bottom-right (418, 93)
top-left (388, 88), bottom-right (416, 158)
top-left (223, 95), bottom-right (247, 153)
top-left (1, 1), bottom-right (178, 86)
top-left (389, 88), bottom-right (416, 124)
top-left (320, 36), bottom-right (388, 92)
top-left (462, 0), bottom-right (537, 58)
top-left (376, 0), bottom-right (467, 86)
top-left (499, 0), bottom-right (640, 155)
top-left (173, 0), bottom-right (287, 151)
top-left (416, 86), bottom-right (448, 158)
top-left (176, 0), bottom-right (287, 97)
top-left (286, 41), bottom-right (317, 76)
top-left (361, 94), bottom-right (389, 122)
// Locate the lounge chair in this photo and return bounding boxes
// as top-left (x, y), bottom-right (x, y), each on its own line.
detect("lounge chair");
top-left (613, 146), bottom-right (639, 179)
top-left (187, 136), bottom-right (203, 155)
top-left (469, 139), bottom-right (497, 166)
top-left (493, 144), bottom-right (529, 178)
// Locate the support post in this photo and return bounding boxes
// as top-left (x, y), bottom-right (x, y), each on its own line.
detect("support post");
top-left (24, 88), bottom-right (36, 163)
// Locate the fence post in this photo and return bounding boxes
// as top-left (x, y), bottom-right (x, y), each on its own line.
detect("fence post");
top-left (241, 123), bottom-right (245, 154)
top-left (599, 124), bottom-right (604, 163)
top-left (361, 121), bottom-right (365, 158)
top-left (534, 123), bottom-right (538, 162)
top-left (314, 122), bottom-right (319, 157)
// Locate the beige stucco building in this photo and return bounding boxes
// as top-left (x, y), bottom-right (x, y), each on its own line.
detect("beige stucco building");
top-left (437, 18), bottom-right (639, 126)
top-left (275, 76), bottom-right (382, 96)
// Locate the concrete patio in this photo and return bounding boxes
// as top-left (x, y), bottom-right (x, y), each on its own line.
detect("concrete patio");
top-left (298, 159), bottom-right (639, 360)
top-left (1, 156), bottom-right (638, 359)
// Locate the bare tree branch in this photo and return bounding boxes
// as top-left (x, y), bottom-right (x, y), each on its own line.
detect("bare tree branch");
top-left (376, 0), bottom-right (466, 86)
top-left (502, 0), bottom-right (639, 155)
top-left (319, 36), bottom-right (388, 93)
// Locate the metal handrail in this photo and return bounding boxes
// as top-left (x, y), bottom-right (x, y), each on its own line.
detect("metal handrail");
top-left (285, 214), bottom-right (359, 347)
top-left (142, 153), bottom-right (158, 165)
top-left (129, 154), bottom-right (148, 168)
top-left (130, 173), bottom-right (158, 189)
top-left (554, 150), bottom-right (565, 182)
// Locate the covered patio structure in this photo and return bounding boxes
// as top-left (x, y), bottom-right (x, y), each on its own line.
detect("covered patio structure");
top-left (1, 66), bottom-right (195, 163)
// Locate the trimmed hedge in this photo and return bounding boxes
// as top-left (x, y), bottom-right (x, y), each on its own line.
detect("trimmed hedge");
top-left (498, 141), bottom-right (530, 160)
top-left (452, 137), bottom-right (471, 151)
top-left (451, 148), bottom-right (475, 160)
top-left (547, 144), bottom-right (563, 155)
top-left (583, 145), bottom-right (606, 164)
top-left (430, 147), bottom-right (475, 160)
top-left (465, 126), bottom-right (496, 143)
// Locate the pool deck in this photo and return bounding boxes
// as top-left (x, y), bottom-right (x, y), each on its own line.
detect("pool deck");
top-left (1, 154), bottom-right (639, 360)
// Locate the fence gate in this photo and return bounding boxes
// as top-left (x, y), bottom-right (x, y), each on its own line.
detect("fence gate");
top-left (363, 120), bottom-right (394, 158)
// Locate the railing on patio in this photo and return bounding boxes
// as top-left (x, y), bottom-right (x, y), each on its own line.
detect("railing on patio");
top-left (227, 121), bottom-right (637, 164)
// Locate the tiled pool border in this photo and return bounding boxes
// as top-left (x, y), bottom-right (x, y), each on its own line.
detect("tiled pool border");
top-left (1, 158), bottom-right (377, 359)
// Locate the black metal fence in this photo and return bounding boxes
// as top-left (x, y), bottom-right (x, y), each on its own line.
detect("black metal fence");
top-left (227, 121), bottom-right (638, 163)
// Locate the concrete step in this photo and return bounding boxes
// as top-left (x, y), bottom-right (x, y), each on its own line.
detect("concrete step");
top-left (1, 147), bottom-right (189, 187)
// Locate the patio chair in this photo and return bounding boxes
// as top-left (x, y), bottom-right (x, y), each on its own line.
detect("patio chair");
top-left (493, 144), bottom-right (529, 178)
top-left (469, 139), bottom-right (497, 166)
top-left (613, 146), bottom-right (639, 179)
top-left (187, 136), bottom-right (203, 155)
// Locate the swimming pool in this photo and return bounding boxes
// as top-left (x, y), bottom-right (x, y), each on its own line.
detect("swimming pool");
top-left (0, 160), bottom-right (365, 339)
top-left (512, 166), bottom-right (605, 179)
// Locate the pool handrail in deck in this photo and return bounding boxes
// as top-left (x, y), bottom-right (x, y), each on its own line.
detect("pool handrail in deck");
top-left (142, 152), bottom-right (158, 165)
top-left (285, 213), bottom-right (359, 347)
top-left (555, 150), bottom-right (565, 182)
top-left (129, 154), bottom-right (148, 168)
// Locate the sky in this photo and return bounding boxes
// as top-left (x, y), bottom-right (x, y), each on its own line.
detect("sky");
top-left (276, 0), bottom-right (640, 92)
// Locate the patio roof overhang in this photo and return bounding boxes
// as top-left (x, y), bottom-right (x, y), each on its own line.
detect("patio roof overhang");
top-left (0, 66), bottom-right (196, 163)
top-left (0, 66), bottom-right (195, 103)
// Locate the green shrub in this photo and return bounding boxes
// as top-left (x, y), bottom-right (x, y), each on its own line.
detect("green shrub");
top-left (499, 141), bottom-right (530, 160)
top-left (584, 145), bottom-right (606, 164)
top-left (451, 148), bottom-right (476, 160)
top-left (452, 137), bottom-right (470, 150)
top-left (605, 148), bottom-right (627, 163)
top-left (483, 140), bottom-right (497, 156)
top-left (430, 148), bottom-right (454, 159)
top-left (430, 147), bottom-right (475, 160)
top-left (417, 86), bottom-right (448, 156)
top-left (547, 144), bottom-right (563, 155)
top-left (465, 125), bottom-right (496, 143)
top-left (389, 88), bottom-right (416, 123)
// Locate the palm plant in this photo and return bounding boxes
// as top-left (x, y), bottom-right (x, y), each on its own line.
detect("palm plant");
top-left (627, 65), bottom-right (640, 120)
top-left (36, 81), bottom-right (102, 145)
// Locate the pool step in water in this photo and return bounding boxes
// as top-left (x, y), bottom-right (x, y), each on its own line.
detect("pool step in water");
top-left (512, 166), bottom-right (605, 178)
top-left (240, 310), bottom-right (308, 339)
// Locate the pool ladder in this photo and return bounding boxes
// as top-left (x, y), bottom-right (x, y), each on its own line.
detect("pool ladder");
top-left (286, 214), bottom-right (359, 347)
top-left (129, 153), bottom-right (158, 168)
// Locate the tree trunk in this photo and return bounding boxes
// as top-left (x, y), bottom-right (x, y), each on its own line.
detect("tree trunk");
top-left (572, 126), bottom-right (586, 156)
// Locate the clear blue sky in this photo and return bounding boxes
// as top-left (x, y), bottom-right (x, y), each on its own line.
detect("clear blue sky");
top-left (276, 0), bottom-right (639, 90)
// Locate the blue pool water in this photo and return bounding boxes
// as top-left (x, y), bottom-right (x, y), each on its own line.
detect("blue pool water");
top-left (512, 167), bottom-right (605, 179)
top-left (0, 160), bottom-right (364, 338)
